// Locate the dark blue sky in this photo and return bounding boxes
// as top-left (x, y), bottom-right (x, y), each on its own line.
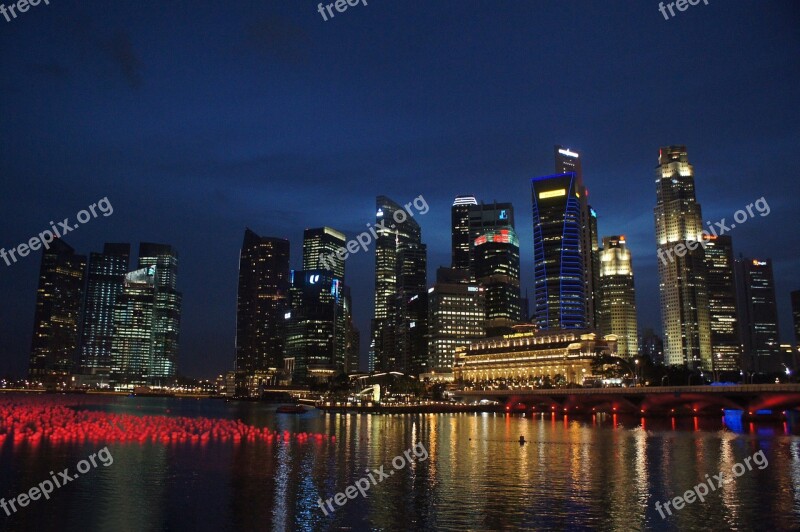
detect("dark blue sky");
top-left (1, 1), bottom-right (798, 378)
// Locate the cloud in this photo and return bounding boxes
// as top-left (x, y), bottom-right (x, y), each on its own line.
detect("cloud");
top-left (102, 31), bottom-right (144, 89)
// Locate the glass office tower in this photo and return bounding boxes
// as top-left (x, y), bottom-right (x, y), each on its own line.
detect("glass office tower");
top-left (598, 236), bottom-right (638, 357)
top-left (703, 235), bottom-right (741, 371)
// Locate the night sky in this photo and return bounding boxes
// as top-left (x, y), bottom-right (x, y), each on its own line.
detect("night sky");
top-left (1, 1), bottom-right (798, 378)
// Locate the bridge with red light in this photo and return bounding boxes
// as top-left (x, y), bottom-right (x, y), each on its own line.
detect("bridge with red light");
top-left (453, 384), bottom-right (800, 416)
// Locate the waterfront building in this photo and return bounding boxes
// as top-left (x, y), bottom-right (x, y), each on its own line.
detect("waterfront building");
top-left (29, 239), bottom-right (86, 381)
top-left (640, 328), bottom-right (664, 366)
top-left (736, 258), bottom-right (780, 373)
top-left (110, 266), bottom-right (157, 385)
top-left (236, 230), bottom-right (290, 376)
top-left (303, 226), bottom-right (346, 280)
top-left (653, 146), bottom-right (712, 369)
top-left (453, 330), bottom-right (617, 385)
top-left (473, 227), bottom-right (521, 335)
top-left (451, 195), bottom-right (477, 274)
top-left (80, 243), bottom-right (130, 378)
top-left (703, 235), bottom-right (741, 371)
top-left (597, 236), bottom-right (638, 357)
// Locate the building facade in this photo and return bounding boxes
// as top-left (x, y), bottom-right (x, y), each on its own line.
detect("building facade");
top-left (597, 236), bottom-right (638, 357)
top-left (653, 146), bottom-right (712, 369)
top-left (473, 227), bottom-right (521, 335)
top-left (703, 235), bottom-right (741, 371)
top-left (736, 258), bottom-right (780, 373)
top-left (451, 195), bottom-right (477, 274)
top-left (111, 266), bottom-right (156, 386)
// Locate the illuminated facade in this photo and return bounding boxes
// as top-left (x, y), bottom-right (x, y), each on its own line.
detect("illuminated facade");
top-left (427, 268), bottom-right (485, 373)
top-left (80, 243), bottom-right (130, 377)
top-left (111, 266), bottom-right (156, 386)
top-left (453, 330), bottom-right (617, 385)
top-left (653, 146), bottom-right (712, 369)
top-left (29, 239), bottom-right (87, 380)
top-left (473, 227), bottom-right (521, 335)
top-left (531, 172), bottom-right (586, 330)
top-left (703, 235), bottom-right (741, 371)
top-left (451, 195), bottom-right (476, 274)
top-left (236, 230), bottom-right (290, 374)
top-left (736, 258), bottom-right (780, 373)
top-left (598, 236), bottom-right (638, 357)
top-left (792, 290), bottom-right (800, 350)
top-left (370, 196), bottom-right (427, 373)
top-left (303, 226), bottom-right (346, 280)
top-left (138, 243), bottom-right (182, 383)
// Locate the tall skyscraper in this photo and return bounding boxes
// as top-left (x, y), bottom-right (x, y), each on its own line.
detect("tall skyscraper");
top-left (736, 258), bottom-right (780, 373)
top-left (427, 268), bottom-right (485, 374)
top-left (236, 229), bottom-right (290, 374)
top-left (640, 328), bottom-right (664, 366)
top-left (451, 195), bottom-right (477, 273)
top-left (468, 201), bottom-right (515, 250)
top-left (531, 172), bottom-right (586, 330)
top-left (370, 196), bottom-right (427, 373)
top-left (29, 239), bottom-right (86, 381)
top-left (598, 235), bottom-right (638, 357)
top-left (653, 146), bottom-right (712, 369)
top-left (555, 146), bottom-right (599, 330)
top-left (303, 226), bottom-right (346, 280)
top-left (111, 266), bottom-right (156, 385)
top-left (792, 290), bottom-right (800, 348)
top-left (80, 243), bottom-right (130, 376)
top-left (703, 235), bottom-right (740, 371)
top-left (473, 227), bottom-right (521, 335)
top-left (138, 243), bottom-right (182, 383)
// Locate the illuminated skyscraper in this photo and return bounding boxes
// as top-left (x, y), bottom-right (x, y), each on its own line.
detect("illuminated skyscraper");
top-left (703, 235), bottom-right (741, 371)
top-left (236, 229), bottom-right (290, 374)
top-left (473, 227), bottom-right (521, 335)
top-left (451, 195), bottom-right (477, 274)
top-left (555, 146), bottom-right (599, 330)
top-left (427, 268), bottom-right (485, 373)
top-left (653, 146), bottom-right (712, 369)
top-left (80, 243), bottom-right (130, 377)
top-left (792, 290), bottom-right (800, 349)
top-left (138, 243), bottom-right (182, 383)
top-left (370, 196), bottom-right (427, 373)
top-left (598, 236), bottom-right (638, 357)
top-left (111, 266), bottom-right (156, 385)
top-left (303, 226), bottom-right (346, 280)
top-left (531, 172), bottom-right (586, 330)
top-left (29, 239), bottom-right (86, 380)
top-left (736, 258), bottom-right (780, 373)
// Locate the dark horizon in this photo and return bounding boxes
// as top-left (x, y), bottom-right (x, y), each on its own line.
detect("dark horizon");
top-left (1, 1), bottom-right (799, 378)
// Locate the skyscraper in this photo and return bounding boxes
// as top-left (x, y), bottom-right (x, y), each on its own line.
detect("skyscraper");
top-left (598, 235), bottom-right (638, 357)
top-left (531, 172), bottom-right (586, 330)
top-left (736, 258), bottom-right (780, 373)
top-left (29, 239), bottom-right (86, 381)
top-left (555, 146), bottom-right (599, 330)
top-left (640, 328), bottom-right (664, 366)
top-left (111, 266), bottom-right (156, 385)
top-left (703, 235), bottom-right (740, 371)
top-left (427, 268), bottom-right (485, 374)
top-left (138, 243), bottom-right (182, 383)
top-left (80, 243), bottom-right (130, 377)
top-left (473, 227), bottom-right (521, 335)
top-left (792, 290), bottom-right (800, 348)
top-left (451, 195), bottom-right (477, 273)
top-left (236, 229), bottom-right (290, 374)
top-left (653, 146), bottom-right (712, 369)
top-left (303, 226), bottom-right (346, 280)
top-left (370, 196), bottom-right (427, 373)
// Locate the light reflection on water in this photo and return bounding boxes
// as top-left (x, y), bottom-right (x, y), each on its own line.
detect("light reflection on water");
top-left (0, 397), bottom-right (799, 531)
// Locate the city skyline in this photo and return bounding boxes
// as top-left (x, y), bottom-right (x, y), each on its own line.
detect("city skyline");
top-left (1, 1), bottom-right (798, 378)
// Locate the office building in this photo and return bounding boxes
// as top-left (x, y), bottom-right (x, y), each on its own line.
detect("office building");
top-left (236, 229), bottom-right (290, 374)
top-left (791, 290), bottom-right (800, 348)
top-left (531, 172), bottom-right (586, 330)
top-left (138, 243), bottom-right (182, 383)
top-left (597, 235), bottom-right (638, 357)
top-left (110, 266), bottom-right (156, 385)
top-left (473, 227), bottom-right (521, 335)
top-left (80, 243), bottom-right (130, 377)
top-left (303, 226), bottom-right (346, 280)
top-left (370, 196), bottom-right (427, 373)
top-left (640, 328), bottom-right (664, 366)
top-left (29, 239), bottom-right (86, 381)
top-left (426, 268), bottom-right (485, 374)
top-left (653, 146), bottom-right (712, 369)
top-left (703, 235), bottom-right (740, 371)
top-left (736, 258), bottom-right (780, 373)
top-left (451, 195), bottom-right (477, 273)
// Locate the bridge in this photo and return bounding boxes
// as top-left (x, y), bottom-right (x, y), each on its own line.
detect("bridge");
top-left (453, 384), bottom-right (800, 416)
